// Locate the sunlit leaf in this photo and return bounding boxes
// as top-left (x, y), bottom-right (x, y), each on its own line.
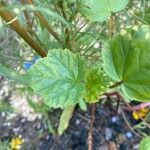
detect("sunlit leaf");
top-left (27, 49), bottom-right (85, 108)
top-left (79, 0), bottom-right (129, 22)
top-left (102, 25), bottom-right (150, 102)
top-left (139, 136), bottom-right (150, 150)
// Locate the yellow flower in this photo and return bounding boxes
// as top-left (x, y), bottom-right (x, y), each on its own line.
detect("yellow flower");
top-left (132, 108), bottom-right (148, 120)
top-left (10, 137), bottom-right (23, 150)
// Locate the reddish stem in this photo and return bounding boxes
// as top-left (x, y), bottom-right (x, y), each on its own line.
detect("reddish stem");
top-left (87, 104), bottom-right (96, 150)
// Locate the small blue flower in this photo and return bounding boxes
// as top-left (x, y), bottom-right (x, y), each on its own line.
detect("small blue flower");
top-left (23, 56), bottom-right (39, 71)
top-left (23, 61), bottom-right (33, 71)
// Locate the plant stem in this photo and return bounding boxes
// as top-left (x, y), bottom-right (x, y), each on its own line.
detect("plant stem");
top-left (25, 1), bottom-right (64, 48)
top-left (109, 14), bottom-right (114, 37)
top-left (87, 104), bottom-right (96, 150)
top-left (142, 0), bottom-right (146, 19)
top-left (35, 12), bottom-right (64, 46)
top-left (120, 109), bottom-right (142, 138)
top-left (109, 81), bottom-right (123, 89)
top-left (57, 0), bottom-right (70, 49)
top-left (45, 113), bottom-right (56, 136)
top-left (124, 102), bottom-right (150, 129)
top-left (131, 102), bottom-right (150, 111)
top-left (20, 0), bottom-right (33, 29)
top-left (104, 92), bottom-right (150, 129)
top-left (0, 63), bottom-right (28, 86)
top-left (0, 1), bottom-right (47, 58)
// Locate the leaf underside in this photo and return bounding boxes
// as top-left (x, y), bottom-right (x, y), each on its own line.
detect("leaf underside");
top-left (58, 106), bottom-right (74, 135)
top-left (102, 25), bottom-right (150, 102)
top-left (27, 49), bottom-right (85, 108)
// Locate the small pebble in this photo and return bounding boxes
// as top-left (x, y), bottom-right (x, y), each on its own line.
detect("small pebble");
top-left (44, 124), bottom-right (48, 129)
top-left (105, 127), bottom-right (113, 141)
top-left (18, 134), bottom-right (22, 138)
top-left (75, 119), bottom-right (80, 125)
top-left (45, 135), bottom-right (50, 140)
top-left (125, 132), bottom-right (133, 139)
top-left (120, 143), bottom-right (127, 150)
top-left (113, 123), bottom-right (123, 133)
top-left (21, 118), bottom-right (26, 123)
top-left (36, 123), bottom-right (41, 130)
top-left (1, 112), bottom-right (6, 117)
top-left (116, 133), bottom-right (126, 144)
top-left (3, 122), bottom-right (11, 127)
top-left (13, 128), bottom-right (19, 134)
top-left (111, 116), bottom-right (119, 123)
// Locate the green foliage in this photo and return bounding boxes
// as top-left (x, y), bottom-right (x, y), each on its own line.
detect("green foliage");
top-left (3, 4), bottom-right (69, 26)
top-left (78, 99), bottom-right (87, 111)
top-left (79, 0), bottom-right (129, 22)
top-left (84, 68), bottom-right (113, 103)
top-left (139, 136), bottom-right (150, 150)
top-left (27, 49), bottom-right (85, 108)
top-left (0, 101), bottom-right (13, 112)
top-left (27, 98), bottom-right (56, 135)
top-left (0, 140), bottom-right (9, 150)
top-left (58, 106), bottom-right (74, 135)
top-left (44, 113), bottom-right (56, 135)
top-left (136, 7), bottom-right (150, 24)
top-left (102, 25), bottom-right (150, 102)
top-left (27, 99), bottom-right (50, 113)
top-left (0, 63), bottom-right (28, 86)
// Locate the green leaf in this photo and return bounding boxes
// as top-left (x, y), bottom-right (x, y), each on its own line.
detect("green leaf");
top-left (44, 113), bottom-right (56, 135)
top-left (0, 140), bottom-right (9, 150)
top-left (27, 99), bottom-right (50, 113)
top-left (139, 136), bottom-right (150, 150)
top-left (135, 8), bottom-right (150, 24)
top-left (58, 106), bottom-right (74, 135)
top-left (0, 101), bottom-right (13, 112)
top-left (79, 0), bottom-right (129, 22)
top-left (102, 25), bottom-right (150, 102)
top-left (27, 49), bottom-right (85, 108)
top-left (78, 99), bottom-right (87, 111)
top-left (84, 67), bottom-right (113, 103)
top-left (0, 63), bottom-right (28, 86)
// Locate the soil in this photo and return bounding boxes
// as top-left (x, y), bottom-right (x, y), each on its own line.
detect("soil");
top-left (0, 99), bottom-right (142, 150)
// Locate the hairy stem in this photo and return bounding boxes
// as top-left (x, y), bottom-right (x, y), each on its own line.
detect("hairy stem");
top-left (0, 1), bottom-right (47, 58)
top-left (35, 12), bottom-right (64, 46)
top-left (109, 81), bottom-right (123, 89)
top-left (57, 0), bottom-right (70, 49)
top-left (109, 14), bottom-right (114, 37)
top-left (20, 0), bottom-right (33, 29)
top-left (131, 102), bottom-right (150, 111)
top-left (88, 104), bottom-right (96, 150)
top-left (25, 1), bottom-right (64, 48)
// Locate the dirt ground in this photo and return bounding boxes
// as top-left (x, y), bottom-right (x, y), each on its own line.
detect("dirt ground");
top-left (0, 97), bottom-right (143, 150)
